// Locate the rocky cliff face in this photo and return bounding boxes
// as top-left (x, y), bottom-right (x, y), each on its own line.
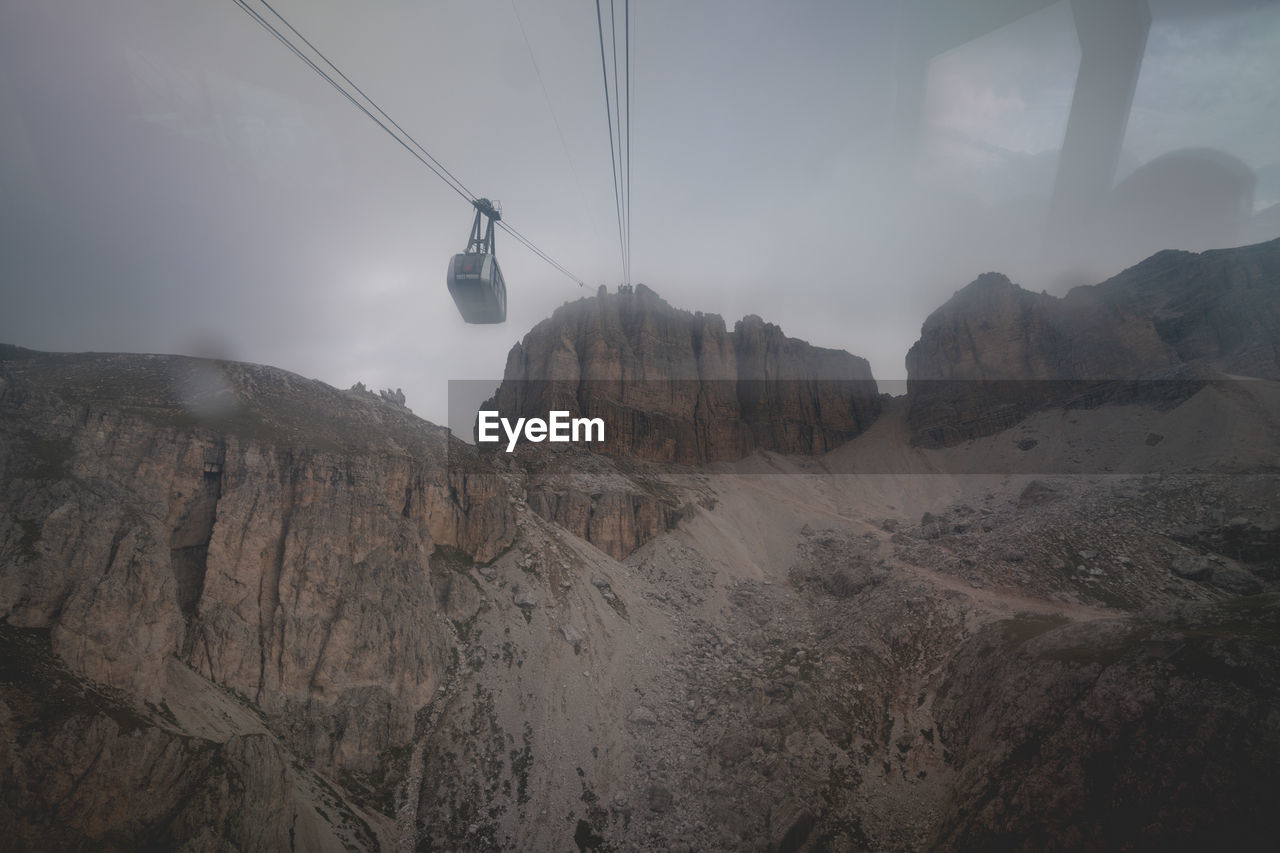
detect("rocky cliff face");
top-left (0, 347), bottom-right (521, 847)
top-left (521, 458), bottom-right (691, 561)
top-left (906, 237), bottom-right (1280, 445)
top-left (485, 284), bottom-right (882, 464)
top-left (1093, 237), bottom-right (1280, 378)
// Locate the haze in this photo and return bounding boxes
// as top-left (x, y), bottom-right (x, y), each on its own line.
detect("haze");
top-left (2, 0), bottom-right (1277, 425)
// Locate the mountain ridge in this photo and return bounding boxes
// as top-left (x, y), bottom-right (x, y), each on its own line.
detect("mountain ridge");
top-left (2, 239), bottom-right (1280, 850)
top-left (484, 283), bottom-right (882, 464)
top-left (906, 236), bottom-right (1280, 446)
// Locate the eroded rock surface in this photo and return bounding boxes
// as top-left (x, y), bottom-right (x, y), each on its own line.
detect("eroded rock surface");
top-left (1, 348), bottom-right (519, 848)
top-left (484, 284), bottom-right (882, 463)
top-left (906, 237), bottom-right (1280, 446)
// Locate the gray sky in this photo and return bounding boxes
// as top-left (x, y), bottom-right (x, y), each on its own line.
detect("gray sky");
top-left (2, 0), bottom-right (1278, 425)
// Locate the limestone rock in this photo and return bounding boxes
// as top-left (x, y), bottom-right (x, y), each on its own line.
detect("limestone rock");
top-left (483, 284), bottom-right (882, 464)
top-left (526, 483), bottom-right (676, 560)
top-left (905, 238), bottom-right (1280, 446)
top-left (0, 348), bottom-right (516, 777)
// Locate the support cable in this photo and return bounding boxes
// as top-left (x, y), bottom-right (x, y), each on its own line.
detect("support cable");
top-left (624, 0), bottom-right (633, 287)
top-left (610, 0), bottom-right (628, 285)
top-left (232, 0), bottom-right (583, 286)
top-left (258, 0), bottom-right (477, 201)
top-left (232, 0), bottom-right (472, 204)
top-left (595, 0), bottom-right (627, 287)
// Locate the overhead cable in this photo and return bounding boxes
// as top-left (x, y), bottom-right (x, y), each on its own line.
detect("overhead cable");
top-left (624, 0), bottom-right (633, 287)
top-left (231, 0), bottom-right (584, 287)
top-left (595, 0), bottom-right (628, 287)
top-left (610, 0), bottom-right (628, 284)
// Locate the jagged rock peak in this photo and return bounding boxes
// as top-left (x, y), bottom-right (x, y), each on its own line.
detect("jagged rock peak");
top-left (488, 284), bottom-right (882, 463)
top-left (951, 270), bottom-right (1018, 297)
top-left (905, 237), bottom-right (1280, 446)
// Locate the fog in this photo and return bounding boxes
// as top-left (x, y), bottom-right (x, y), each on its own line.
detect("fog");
top-left (2, 0), bottom-right (1277, 425)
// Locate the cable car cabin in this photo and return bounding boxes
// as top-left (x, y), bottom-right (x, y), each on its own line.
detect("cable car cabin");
top-left (448, 198), bottom-right (507, 323)
top-left (448, 252), bottom-right (507, 324)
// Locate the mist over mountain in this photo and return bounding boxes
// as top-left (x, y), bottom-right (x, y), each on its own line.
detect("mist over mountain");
top-left (3, 240), bottom-right (1280, 851)
top-left (907, 236), bottom-right (1280, 446)
top-left (485, 283), bottom-right (881, 465)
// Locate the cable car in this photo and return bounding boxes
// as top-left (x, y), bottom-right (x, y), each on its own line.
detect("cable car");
top-left (448, 198), bottom-right (507, 324)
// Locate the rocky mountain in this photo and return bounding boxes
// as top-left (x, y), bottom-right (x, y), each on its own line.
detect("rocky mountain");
top-left (0, 347), bottom-right (518, 849)
top-left (485, 284), bottom-right (882, 464)
top-left (907, 236), bottom-right (1280, 446)
top-left (3, 241), bottom-right (1280, 851)
top-left (479, 284), bottom-right (881, 560)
